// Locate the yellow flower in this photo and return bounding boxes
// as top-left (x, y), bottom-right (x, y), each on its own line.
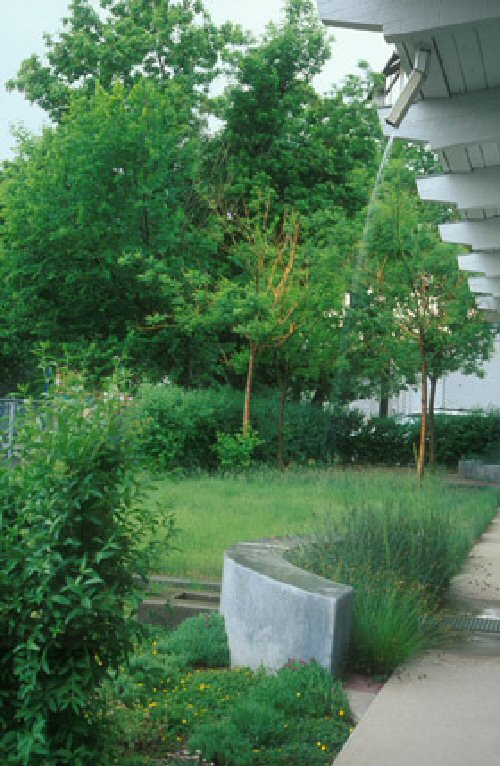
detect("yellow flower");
top-left (182, 719), bottom-right (187, 725)
top-left (339, 709), bottom-right (345, 717)
top-left (152, 650), bottom-right (157, 655)
top-left (296, 692), bottom-right (301, 698)
top-left (152, 641), bottom-right (157, 646)
top-left (317, 741), bottom-right (322, 748)
top-left (322, 745), bottom-right (327, 751)
top-left (149, 702), bottom-right (157, 708)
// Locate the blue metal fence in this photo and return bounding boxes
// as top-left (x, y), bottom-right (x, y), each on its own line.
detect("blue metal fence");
top-left (0, 399), bottom-right (25, 457)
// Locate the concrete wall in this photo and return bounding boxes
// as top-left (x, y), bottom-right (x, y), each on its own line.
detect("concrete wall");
top-left (220, 539), bottom-right (353, 678)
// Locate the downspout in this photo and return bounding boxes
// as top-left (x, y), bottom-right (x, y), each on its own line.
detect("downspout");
top-left (386, 48), bottom-right (431, 128)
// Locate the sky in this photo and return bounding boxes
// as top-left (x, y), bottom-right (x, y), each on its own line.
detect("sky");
top-left (0, 1), bottom-right (391, 160)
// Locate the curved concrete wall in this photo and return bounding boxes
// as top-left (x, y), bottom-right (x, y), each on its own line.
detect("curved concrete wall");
top-left (220, 539), bottom-right (353, 678)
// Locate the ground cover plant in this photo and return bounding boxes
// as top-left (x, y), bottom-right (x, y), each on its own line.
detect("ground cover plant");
top-left (104, 614), bottom-right (353, 765)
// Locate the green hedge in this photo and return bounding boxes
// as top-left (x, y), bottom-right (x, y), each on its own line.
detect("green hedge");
top-left (137, 384), bottom-right (500, 469)
top-left (137, 384), bottom-right (363, 470)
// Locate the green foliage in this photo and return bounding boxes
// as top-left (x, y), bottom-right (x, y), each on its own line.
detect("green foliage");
top-left (137, 384), bottom-right (242, 470)
top-left (214, 428), bottom-right (264, 471)
top-left (290, 479), bottom-right (498, 674)
top-left (8, 0), bottom-right (245, 121)
top-left (0, 391), bottom-right (173, 765)
top-left (161, 613), bottom-right (230, 669)
top-left (189, 660), bottom-right (352, 766)
top-left (137, 383), bottom-right (363, 470)
top-left (337, 413), bottom-right (500, 467)
top-left (347, 573), bottom-right (430, 676)
top-left (103, 618), bottom-right (351, 765)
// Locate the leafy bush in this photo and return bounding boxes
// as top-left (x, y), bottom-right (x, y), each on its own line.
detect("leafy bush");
top-left (102, 618), bottom-right (353, 765)
top-left (339, 413), bottom-right (500, 467)
top-left (0, 392), bottom-right (173, 766)
top-left (160, 612), bottom-right (230, 668)
top-left (214, 428), bottom-right (263, 471)
top-left (137, 383), bottom-right (359, 470)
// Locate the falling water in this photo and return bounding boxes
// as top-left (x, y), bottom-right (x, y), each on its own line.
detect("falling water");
top-left (332, 133), bottom-right (395, 400)
top-left (352, 132), bottom-right (395, 293)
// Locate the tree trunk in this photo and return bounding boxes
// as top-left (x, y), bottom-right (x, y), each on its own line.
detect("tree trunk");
top-left (428, 375), bottom-right (438, 471)
top-left (417, 328), bottom-right (428, 480)
top-left (379, 368), bottom-right (390, 418)
top-left (277, 360), bottom-right (288, 471)
top-left (243, 342), bottom-right (257, 435)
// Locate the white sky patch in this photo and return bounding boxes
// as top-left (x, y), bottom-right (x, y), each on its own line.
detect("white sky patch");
top-left (0, 0), bottom-right (390, 160)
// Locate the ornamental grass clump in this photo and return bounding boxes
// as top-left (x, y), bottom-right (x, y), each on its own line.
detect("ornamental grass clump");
top-left (0, 391), bottom-right (174, 766)
top-left (290, 477), bottom-right (499, 675)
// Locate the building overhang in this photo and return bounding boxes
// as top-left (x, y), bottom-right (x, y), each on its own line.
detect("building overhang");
top-left (317, 0), bottom-right (500, 321)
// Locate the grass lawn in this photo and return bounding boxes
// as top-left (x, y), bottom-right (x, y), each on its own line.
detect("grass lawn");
top-left (144, 468), bottom-right (499, 580)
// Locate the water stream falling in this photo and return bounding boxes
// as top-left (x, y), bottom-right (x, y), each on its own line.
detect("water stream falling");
top-left (352, 132), bottom-right (395, 296)
top-left (332, 132), bottom-right (395, 401)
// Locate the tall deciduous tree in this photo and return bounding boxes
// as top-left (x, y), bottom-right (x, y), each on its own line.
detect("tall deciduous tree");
top-left (212, 202), bottom-right (309, 434)
top-left (357, 149), bottom-right (495, 477)
top-left (0, 79), bottom-right (214, 386)
top-left (8, 0), bottom-right (244, 121)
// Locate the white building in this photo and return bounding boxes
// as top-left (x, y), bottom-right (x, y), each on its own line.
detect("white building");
top-left (353, 337), bottom-right (500, 418)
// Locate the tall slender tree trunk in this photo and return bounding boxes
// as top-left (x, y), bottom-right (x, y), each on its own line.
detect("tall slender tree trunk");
top-left (428, 374), bottom-right (438, 471)
top-left (277, 359), bottom-right (288, 471)
top-left (379, 371), bottom-right (390, 418)
top-left (417, 327), bottom-right (428, 480)
top-left (243, 342), bottom-right (257, 435)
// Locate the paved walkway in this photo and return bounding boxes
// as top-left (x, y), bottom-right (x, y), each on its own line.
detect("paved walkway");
top-left (339, 512), bottom-right (500, 766)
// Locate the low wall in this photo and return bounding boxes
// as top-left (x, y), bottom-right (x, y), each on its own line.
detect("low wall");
top-left (220, 539), bottom-right (353, 678)
top-left (459, 459), bottom-right (500, 483)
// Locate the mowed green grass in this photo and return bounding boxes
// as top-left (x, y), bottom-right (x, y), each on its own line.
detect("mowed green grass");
top-left (143, 468), bottom-right (499, 580)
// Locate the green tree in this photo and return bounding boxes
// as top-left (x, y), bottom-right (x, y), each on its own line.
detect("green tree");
top-left (213, 203), bottom-right (309, 435)
top-left (358, 149), bottom-right (495, 476)
top-left (0, 78), bottom-right (219, 387)
top-left (7, 0), bottom-right (243, 121)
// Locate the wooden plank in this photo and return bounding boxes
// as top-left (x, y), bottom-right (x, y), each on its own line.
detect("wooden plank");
top-left (452, 28), bottom-right (488, 92)
top-left (478, 26), bottom-right (500, 89)
top-left (440, 219), bottom-right (500, 250)
top-left (418, 167), bottom-right (500, 210)
top-left (431, 31), bottom-right (466, 95)
top-left (482, 142), bottom-right (500, 167)
top-left (466, 145), bottom-right (485, 169)
top-left (381, 88), bottom-right (500, 151)
top-left (317, 0), bottom-right (383, 30)
top-left (459, 253), bottom-right (500, 277)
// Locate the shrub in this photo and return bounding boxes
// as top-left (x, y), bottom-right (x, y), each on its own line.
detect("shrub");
top-left (137, 383), bottom-right (359, 470)
top-left (214, 428), bottom-right (263, 471)
top-left (0, 392), bottom-right (173, 765)
top-left (189, 660), bottom-right (351, 766)
top-left (103, 619), bottom-right (352, 765)
top-left (160, 612), bottom-right (230, 668)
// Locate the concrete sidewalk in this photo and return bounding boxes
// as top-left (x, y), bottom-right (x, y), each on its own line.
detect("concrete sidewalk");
top-left (338, 512), bottom-right (500, 766)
